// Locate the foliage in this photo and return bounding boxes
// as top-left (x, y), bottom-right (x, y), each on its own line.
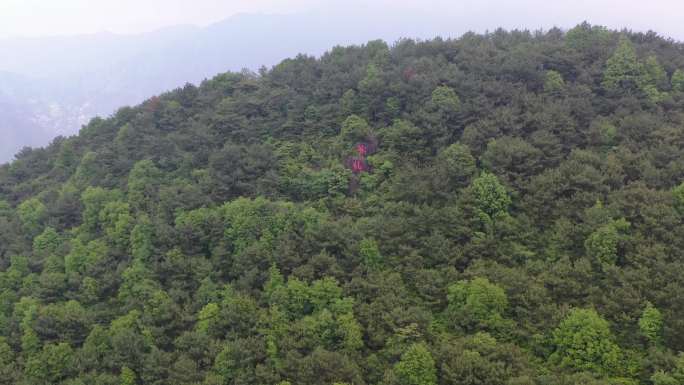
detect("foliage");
top-left (638, 302), bottom-right (663, 346)
top-left (359, 237), bottom-right (382, 270)
top-left (392, 343), bottom-right (437, 385)
top-left (17, 198), bottom-right (46, 236)
top-left (437, 143), bottom-right (477, 188)
top-left (544, 70), bottom-right (565, 94)
top-left (584, 218), bottom-right (630, 267)
top-left (447, 277), bottom-right (509, 333)
top-left (602, 37), bottom-right (644, 94)
top-left (471, 171), bottom-right (511, 219)
top-left (673, 181), bottom-right (684, 214)
top-left (651, 370), bottom-right (678, 385)
top-left (551, 308), bottom-right (624, 376)
top-left (431, 85), bottom-right (461, 114)
top-left (0, 24), bottom-right (683, 384)
top-left (340, 114), bottom-right (372, 144)
top-left (602, 36), bottom-right (668, 102)
top-left (672, 69), bottom-right (684, 92)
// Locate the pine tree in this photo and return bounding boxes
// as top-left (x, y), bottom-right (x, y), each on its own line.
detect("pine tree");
top-left (602, 36), bottom-right (644, 94)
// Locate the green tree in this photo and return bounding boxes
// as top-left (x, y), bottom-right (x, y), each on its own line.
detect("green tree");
top-left (212, 339), bottom-right (260, 385)
top-left (308, 277), bottom-right (344, 312)
top-left (481, 136), bottom-right (543, 186)
top-left (393, 343), bottom-right (437, 385)
top-left (638, 302), bottom-right (663, 346)
top-left (340, 89), bottom-right (361, 115)
top-left (0, 200), bottom-right (10, 217)
top-left (385, 96), bottom-right (401, 118)
top-left (551, 308), bottom-right (623, 376)
top-left (437, 143), bottom-right (477, 188)
top-left (337, 312), bottom-right (364, 352)
top-left (108, 310), bottom-right (151, 370)
top-left (80, 276), bottom-right (100, 304)
top-left (431, 85), bottom-right (461, 114)
top-left (639, 55), bottom-right (667, 102)
top-left (565, 22), bottom-right (611, 55)
top-left (120, 366), bottom-right (137, 385)
top-left (672, 69), bottom-right (684, 92)
top-left (100, 200), bottom-right (133, 249)
top-left (196, 303), bottom-right (220, 334)
top-left (584, 218), bottom-right (630, 266)
top-left (673, 181), bottom-right (684, 214)
top-left (16, 297), bottom-right (41, 356)
top-left (602, 37), bottom-right (644, 94)
top-left (81, 186), bottom-right (122, 232)
top-left (643, 56), bottom-right (668, 89)
top-left (73, 151), bottom-right (101, 186)
top-left (380, 119), bottom-right (428, 159)
top-left (651, 371), bottom-right (678, 385)
top-left (17, 198), bottom-right (46, 236)
top-left (65, 239), bottom-right (107, 276)
top-left (32, 227), bottom-right (61, 256)
top-left (447, 277), bottom-right (509, 332)
top-left (0, 337), bottom-right (16, 385)
top-left (544, 70), bottom-right (565, 94)
top-left (207, 143), bottom-right (277, 202)
top-left (471, 172), bottom-right (511, 219)
top-left (24, 342), bottom-right (75, 384)
top-left (438, 333), bottom-right (512, 385)
top-left (673, 354), bottom-right (684, 383)
top-left (263, 264), bottom-right (286, 306)
top-left (127, 159), bottom-right (162, 213)
top-left (130, 214), bottom-right (154, 261)
top-left (359, 237), bottom-right (382, 271)
top-left (340, 114), bottom-right (372, 144)
top-left (359, 63), bottom-right (385, 95)
top-left (589, 118), bottom-right (618, 147)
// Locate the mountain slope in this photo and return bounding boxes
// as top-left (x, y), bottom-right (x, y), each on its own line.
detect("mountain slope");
top-left (1, 24), bottom-right (684, 384)
top-left (0, 7), bottom-right (469, 163)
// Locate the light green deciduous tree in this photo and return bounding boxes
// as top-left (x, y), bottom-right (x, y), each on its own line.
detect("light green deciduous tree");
top-left (393, 343), bottom-right (437, 385)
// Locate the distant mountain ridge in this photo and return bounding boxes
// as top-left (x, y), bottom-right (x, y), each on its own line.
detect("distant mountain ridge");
top-left (0, 10), bottom-right (425, 163)
top-left (0, 19), bottom-right (244, 163)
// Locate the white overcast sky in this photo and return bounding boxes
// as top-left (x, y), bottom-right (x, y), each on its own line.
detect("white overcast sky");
top-left (0, 0), bottom-right (683, 40)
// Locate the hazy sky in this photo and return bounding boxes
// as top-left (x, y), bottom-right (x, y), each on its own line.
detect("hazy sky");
top-left (0, 0), bottom-right (317, 38)
top-left (1, 0), bottom-right (683, 40)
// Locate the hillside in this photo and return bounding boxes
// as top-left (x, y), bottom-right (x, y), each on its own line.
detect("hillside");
top-left (2, 23), bottom-right (684, 384)
top-left (0, 5), bottom-right (475, 163)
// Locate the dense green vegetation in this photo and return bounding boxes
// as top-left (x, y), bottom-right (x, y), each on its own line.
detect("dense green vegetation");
top-left (2, 23), bottom-right (684, 384)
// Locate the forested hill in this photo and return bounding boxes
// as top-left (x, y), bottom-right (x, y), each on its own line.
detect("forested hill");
top-left (3, 23), bottom-right (684, 385)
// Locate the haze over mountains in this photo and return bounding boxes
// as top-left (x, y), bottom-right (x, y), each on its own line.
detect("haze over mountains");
top-left (0, 8), bottom-right (458, 163)
top-left (2, 1), bottom-right (683, 163)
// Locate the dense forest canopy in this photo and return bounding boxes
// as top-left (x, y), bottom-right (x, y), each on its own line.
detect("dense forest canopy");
top-left (2, 23), bottom-right (684, 384)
